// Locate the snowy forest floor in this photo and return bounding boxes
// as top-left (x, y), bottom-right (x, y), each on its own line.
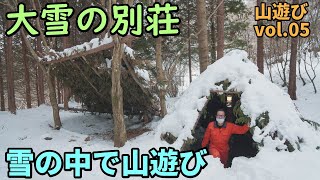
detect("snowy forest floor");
top-left (267, 63), bottom-right (320, 124)
top-left (0, 104), bottom-right (320, 180)
top-left (294, 83), bottom-right (320, 123)
top-left (1, 60), bottom-right (320, 179)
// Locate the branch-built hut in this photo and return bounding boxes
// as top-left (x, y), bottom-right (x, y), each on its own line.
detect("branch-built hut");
top-left (157, 50), bottom-right (320, 165)
top-left (40, 34), bottom-right (159, 117)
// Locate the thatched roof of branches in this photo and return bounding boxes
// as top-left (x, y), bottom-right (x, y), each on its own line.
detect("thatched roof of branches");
top-left (39, 35), bottom-right (136, 64)
top-left (43, 35), bottom-right (159, 115)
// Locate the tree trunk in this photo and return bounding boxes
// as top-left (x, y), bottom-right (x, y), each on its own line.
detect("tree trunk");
top-left (0, 54), bottom-right (5, 111)
top-left (63, 36), bottom-right (70, 110)
top-left (5, 20), bottom-right (16, 114)
top-left (111, 36), bottom-right (127, 147)
top-left (217, 0), bottom-right (225, 59)
top-left (288, 39), bottom-right (298, 100)
top-left (63, 86), bottom-right (70, 110)
top-left (155, 0), bottom-right (168, 117)
top-left (18, 14), bottom-right (62, 129)
top-left (99, 0), bottom-right (107, 37)
top-left (211, 0), bottom-right (217, 62)
top-left (110, 0), bottom-right (127, 148)
top-left (21, 35), bottom-right (32, 109)
top-left (34, 44), bottom-right (39, 105)
top-left (197, 0), bottom-right (210, 73)
top-left (47, 66), bottom-right (62, 129)
top-left (20, 27), bottom-right (62, 129)
top-left (257, 0), bottom-right (264, 74)
top-left (37, 38), bottom-right (45, 105)
top-left (0, 23), bottom-right (5, 111)
top-left (57, 79), bottom-right (61, 104)
top-left (288, 0), bottom-right (299, 100)
top-left (283, 39), bottom-right (289, 86)
top-left (297, 39), bottom-right (306, 86)
top-left (188, 0), bottom-right (192, 83)
top-left (156, 37), bottom-right (167, 117)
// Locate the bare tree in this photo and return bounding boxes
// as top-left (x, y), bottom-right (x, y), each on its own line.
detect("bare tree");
top-left (298, 39), bottom-right (306, 86)
top-left (298, 0), bottom-right (320, 91)
top-left (302, 49), bottom-right (319, 94)
top-left (266, 39), bottom-right (274, 83)
top-left (274, 38), bottom-right (289, 87)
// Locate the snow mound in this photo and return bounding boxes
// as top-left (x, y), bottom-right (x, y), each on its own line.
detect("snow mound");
top-left (155, 50), bottom-right (320, 151)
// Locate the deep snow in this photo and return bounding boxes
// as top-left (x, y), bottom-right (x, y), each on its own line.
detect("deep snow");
top-left (1, 105), bottom-right (320, 180)
top-left (155, 50), bottom-right (320, 151)
top-left (1, 50), bottom-right (320, 179)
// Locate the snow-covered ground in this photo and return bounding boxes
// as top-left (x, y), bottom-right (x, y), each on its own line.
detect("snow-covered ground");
top-left (0, 106), bottom-right (162, 180)
top-left (264, 54), bottom-right (320, 123)
top-left (1, 106), bottom-right (320, 180)
top-left (295, 82), bottom-right (320, 123)
top-left (295, 80), bottom-right (320, 123)
top-left (1, 50), bottom-right (320, 179)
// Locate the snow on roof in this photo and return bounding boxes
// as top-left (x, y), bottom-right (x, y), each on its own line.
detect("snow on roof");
top-left (40, 34), bottom-right (114, 62)
top-left (155, 50), bottom-right (320, 150)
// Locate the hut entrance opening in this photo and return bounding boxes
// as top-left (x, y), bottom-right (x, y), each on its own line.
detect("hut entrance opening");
top-left (189, 91), bottom-right (259, 167)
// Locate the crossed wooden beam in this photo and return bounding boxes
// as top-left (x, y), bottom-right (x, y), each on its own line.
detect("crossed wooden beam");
top-left (42, 35), bottom-right (137, 64)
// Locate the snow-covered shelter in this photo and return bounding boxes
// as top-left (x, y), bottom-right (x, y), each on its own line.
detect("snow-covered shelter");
top-left (42, 34), bottom-right (159, 117)
top-left (156, 50), bottom-right (320, 166)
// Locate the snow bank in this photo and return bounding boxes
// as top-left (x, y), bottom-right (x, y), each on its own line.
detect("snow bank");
top-left (155, 50), bottom-right (320, 150)
top-left (1, 105), bottom-right (320, 179)
top-left (265, 50), bottom-right (320, 124)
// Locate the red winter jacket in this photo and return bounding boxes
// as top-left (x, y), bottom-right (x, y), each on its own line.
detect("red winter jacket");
top-left (201, 121), bottom-right (250, 153)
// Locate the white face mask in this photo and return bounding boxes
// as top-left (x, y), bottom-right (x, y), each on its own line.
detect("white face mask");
top-left (216, 118), bottom-right (225, 124)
